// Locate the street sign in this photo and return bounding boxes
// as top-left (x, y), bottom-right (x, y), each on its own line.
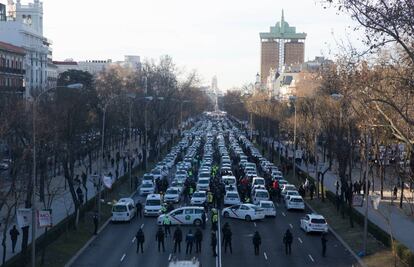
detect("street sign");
top-left (16, 208), bottom-right (31, 228)
top-left (38, 209), bottom-right (52, 228)
top-left (353, 195), bottom-right (364, 207)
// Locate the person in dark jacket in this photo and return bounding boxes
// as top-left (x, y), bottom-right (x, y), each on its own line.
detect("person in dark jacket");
top-left (136, 201), bottom-right (142, 218)
top-left (223, 225), bottom-right (232, 254)
top-left (283, 229), bottom-right (293, 255)
top-left (252, 231), bottom-right (261, 255)
top-left (211, 231), bottom-right (217, 257)
top-left (93, 212), bottom-right (99, 235)
top-left (221, 222), bottom-right (230, 243)
top-left (136, 228), bottom-right (145, 253)
top-left (185, 230), bottom-right (194, 254)
top-left (173, 227), bottom-right (183, 253)
top-left (155, 227), bottom-right (165, 252)
top-left (9, 225), bottom-right (19, 253)
top-left (194, 228), bottom-right (203, 253)
top-left (321, 232), bottom-right (328, 257)
top-left (201, 211), bottom-right (206, 229)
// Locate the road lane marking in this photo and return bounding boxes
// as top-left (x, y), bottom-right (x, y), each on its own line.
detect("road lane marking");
top-left (289, 223), bottom-right (293, 229)
top-left (308, 254), bottom-right (315, 262)
top-left (140, 223), bottom-right (144, 229)
top-left (217, 213), bottom-right (222, 267)
top-left (298, 237), bottom-right (303, 244)
top-left (132, 237), bottom-right (136, 243)
top-left (275, 202), bottom-right (279, 207)
top-left (120, 253), bottom-right (126, 262)
top-left (254, 222), bottom-right (257, 227)
top-left (264, 252), bottom-right (268, 260)
top-left (168, 253), bottom-right (172, 261)
top-left (282, 212), bottom-right (286, 217)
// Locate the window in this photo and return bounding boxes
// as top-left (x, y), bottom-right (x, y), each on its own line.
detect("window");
top-left (311, 218), bottom-right (326, 224)
top-left (195, 209), bottom-right (203, 214)
top-left (172, 210), bottom-right (184, 216)
top-left (113, 205), bottom-right (127, 212)
top-left (240, 205), bottom-right (249, 210)
top-left (184, 209), bottom-right (193, 215)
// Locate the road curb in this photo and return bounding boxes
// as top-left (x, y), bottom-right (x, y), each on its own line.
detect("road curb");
top-left (305, 201), bottom-right (367, 267)
top-left (64, 217), bottom-right (111, 267)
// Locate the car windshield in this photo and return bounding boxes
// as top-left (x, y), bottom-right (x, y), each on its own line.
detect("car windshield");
top-left (292, 198), bottom-right (303, 203)
top-left (167, 189), bottom-right (177, 194)
top-left (146, 200), bottom-right (160, 206)
top-left (311, 218), bottom-right (326, 224)
top-left (261, 203), bottom-right (273, 208)
top-left (199, 179), bottom-right (209, 184)
top-left (152, 170), bottom-right (161, 174)
top-left (193, 192), bottom-right (205, 198)
top-left (255, 180), bottom-right (264, 184)
top-left (142, 183), bottom-right (153, 188)
top-left (288, 191), bottom-right (299, 195)
top-left (256, 191), bottom-right (269, 198)
top-left (227, 193), bottom-right (238, 198)
top-left (199, 173), bottom-right (210, 178)
top-left (113, 205), bottom-right (127, 212)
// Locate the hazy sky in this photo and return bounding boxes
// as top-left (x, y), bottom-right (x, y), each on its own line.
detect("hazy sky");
top-left (2, 0), bottom-right (363, 89)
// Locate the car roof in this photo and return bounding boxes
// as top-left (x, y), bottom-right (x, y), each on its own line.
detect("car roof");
top-left (307, 213), bottom-right (325, 219)
top-left (146, 194), bottom-right (161, 199)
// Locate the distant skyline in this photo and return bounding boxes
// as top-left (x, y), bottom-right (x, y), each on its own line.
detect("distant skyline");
top-left (1, 0), bottom-right (364, 90)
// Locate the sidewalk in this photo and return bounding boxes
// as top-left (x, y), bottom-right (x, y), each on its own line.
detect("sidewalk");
top-left (0, 139), bottom-right (143, 263)
top-left (272, 140), bottom-right (414, 253)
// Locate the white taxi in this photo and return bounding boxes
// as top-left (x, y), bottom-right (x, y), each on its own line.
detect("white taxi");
top-left (222, 204), bottom-right (265, 221)
top-left (164, 187), bottom-right (181, 203)
top-left (190, 191), bottom-right (207, 206)
top-left (300, 213), bottom-right (329, 233)
top-left (259, 200), bottom-right (276, 217)
top-left (224, 191), bottom-right (241, 206)
top-left (139, 181), bottom-right (155, 196)
top-left (157, 207), bottom-right (205, 226)
top-left (286, 196), bottom-right (305, 211)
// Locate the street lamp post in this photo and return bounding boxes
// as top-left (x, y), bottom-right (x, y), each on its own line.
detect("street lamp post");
top-left (31, 83), bottom-right (83, 267)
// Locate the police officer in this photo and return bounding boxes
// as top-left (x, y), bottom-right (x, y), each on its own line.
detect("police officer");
top-left (163, 215), bottom-right (171, 237)
top-left (201, 210), bottom-right (206, 230)
top-left (211, 231), bottom-right (217, 257)
top-left (136, 228), bottom-right (145, 253)
top-left (195, 228), bottom-right (203, 253)
top-left (155, 227), bottom-right (165, 252)
top-left (185, 230), bottom-right (194, 254)
top-left (252, 231), bottom-right (261, 255)
top-left (211, 209), bottom-right (218, 231)
top-left (173, 226), bottom-right (183, 253)
top-left (223, 225), bottom-right (232, 254)
top-left (321, 232), bottom-right (328, 257)
top-left (136, 201), bottom-right (143, 218)
top-left (283, 229), bottom-right (293, 255)
top-left (207, 191), bottom-right (214, 209)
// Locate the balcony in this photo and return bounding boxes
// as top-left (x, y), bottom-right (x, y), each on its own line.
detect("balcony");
top-left (0, 67), bottom-right (26, 75)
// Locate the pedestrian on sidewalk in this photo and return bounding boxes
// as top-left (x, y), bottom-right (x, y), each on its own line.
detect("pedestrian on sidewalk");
top-left (321, 232), bottom-right (328, 257)
top-left (185, 230), bottom-right (194, 254)
top-left (252, 231), bottom-right (261, 256)
top-left (173, 226), bottom-right (183, 253)
top-left (309, 183), bottom-right (315, 200)
top-left (136, 228), bottom-right (145, 253)
top-left (76, 187), bottom-right (84, 205)
top-left (283, 229), bottom-right (293, 255)
top-left (93, 212), bottom-right (99, 235)
top-left (136, 201), bottom-right (142, 218)
top-left (211, 231), bottom-right (217, 257)
top-left (9, 225), bottom-right (19, 253)
top-left (393, 185), bottom-right (398, 200)
top-left (156, 227), bottom-right (165, 252)
top-left (195, 228), bottom-right (203, 253)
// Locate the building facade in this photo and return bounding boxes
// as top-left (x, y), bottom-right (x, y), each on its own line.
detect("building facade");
top-left (0, 41), bottom-right (25, 95)
top-left (259, 10), bottom-right (306, 84)
top-left (0, 0), bottom-right (51, 99)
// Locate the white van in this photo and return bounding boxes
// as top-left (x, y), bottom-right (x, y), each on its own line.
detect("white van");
top-left (144, 194), bottom-right (162, 216)
top-left (111, 198), bottom-right (136, 222)
top-left (253, 189), bottom-right (270, 205)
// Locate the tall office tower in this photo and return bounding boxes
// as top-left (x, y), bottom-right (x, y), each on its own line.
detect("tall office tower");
top-left (259, 10), bottom-right (306, 84)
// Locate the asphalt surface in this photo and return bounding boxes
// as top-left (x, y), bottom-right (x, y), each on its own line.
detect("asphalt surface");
top-left (71, 119), bottom-right (357, 267)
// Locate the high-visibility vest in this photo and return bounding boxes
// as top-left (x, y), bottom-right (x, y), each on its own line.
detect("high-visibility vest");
top-left (207, 193), bottom-right (213, 203)
top-left (163, 216), bottom-right (171, 225)
top-left (212, 214), bottom-right (218, 223)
